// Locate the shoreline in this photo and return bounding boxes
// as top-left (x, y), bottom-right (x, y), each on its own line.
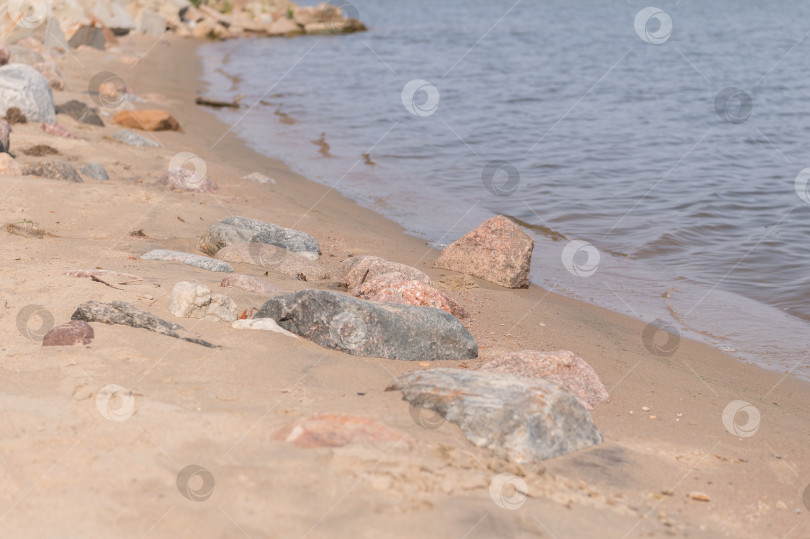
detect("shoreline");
top-left (0, 34), bottom-right (808, 537)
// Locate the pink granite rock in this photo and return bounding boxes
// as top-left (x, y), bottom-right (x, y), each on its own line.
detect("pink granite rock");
top-left (274, 413), bottom-right (414, 449)
top-left (0, 154), bottom-right (21, 175)
top-left (220, 274), bottom-right (283, 295)
top-left (351, 271), bottom-right (468, 319)
top-left (479, 350), bottom-right (609, 410)
top-left (157, 167), bottom-right (216, 193)
top-left (434, 215), bottom-right (534, 289)
top-left (338, 255), bottom-right (430, 289)
top-left (42, 320), bottom-right (94, 346)
top-left (41, 123), bottom-right (75, 138)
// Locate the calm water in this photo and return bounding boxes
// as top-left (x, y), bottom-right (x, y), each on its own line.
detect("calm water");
top-left (199, 0), bottom-right (810, 379)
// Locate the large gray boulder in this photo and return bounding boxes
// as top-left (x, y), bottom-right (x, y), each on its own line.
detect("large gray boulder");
top-left (198, 216), bottom-right (321, 260)
top-left (255, 290), bottom-right (478, 360)
top-left (387, 368), bottom-right (603, 463)
top-left (0, 64), bottom-right (55, 123)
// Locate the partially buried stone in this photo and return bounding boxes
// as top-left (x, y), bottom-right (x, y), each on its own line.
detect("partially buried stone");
top-left (71, 300), bottom-right (215, 347)
top-left (5, 106), bottom-right (26, 124)
top-left (241, 172), bottom-right (276, 185)
top-left (157, 167), bottom-right (216, 193)
top-left (220, 274), bottom-right (282, 294)
top-left (54, 100), bottom-right (104, 126)
top-left (479, 350), bottom-right (610, 411)
top-left (42, 320), bottom-right (94, 346)
top-left (274, 413), bottom-right (414, 448)
top-left (387, 368), bottom-right (603, 463)
top-left (434, 215), bottom-right (534, 289)
top-left (168, 281), bottom-right (238, 321)
top-left (351, 272), bottom-right (468, 319)
top-left (0, 154), bottom-right (22, 175)
top-left (113, 129), bottom-right (161, 148)
top-left (113, 110), bottom-right (182, 132)
top-left (0, 64), bottom-right (55, 124)
top-left (23, 159), bottom-right (82, 182)
top-left (255, 289), bottom-right (478, 360)
top-left (215, 242), bottom-right (329, 281)
top-left (198, 216), bottom-right (321, 260)
top-left (140, 249), bottom-right (233, 272)
top-left (0, 119), bottom-right (9, 153)
top-left (338, 255), bottom-right (431, 289)
top-left (80, 163), bottom-right (109, 181)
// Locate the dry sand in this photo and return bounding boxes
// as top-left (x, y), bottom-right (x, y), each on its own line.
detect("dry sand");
top-left (0, 35), bottom-right (808, 538)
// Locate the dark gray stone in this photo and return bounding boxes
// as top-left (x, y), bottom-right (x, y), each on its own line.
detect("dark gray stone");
top-left (141, 249), bottom-right (233, 273)
top-left (113, 129), bottom-right (161, 148)
top-left (68, 25), bottom-right (105, 50)
top-left (387, 368), bottom-right (603, 463)
top-left (55, 100), bottom-right (104, 126)
top-left (80, 163), bottom-right (109, 181)
top-left (255, 290), bottom-right (478, 360)
top-left (23, 159), bottom-right (82, 182)
top-left (71, 300), bottom-right (216, 348)
top-left (198, 216), bottom-right (321, 260)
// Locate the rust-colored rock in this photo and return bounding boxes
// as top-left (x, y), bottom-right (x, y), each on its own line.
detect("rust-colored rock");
top-left (351, 272), bottom-right (468, 319)
top-left (42, 320), bottom-right (94, 346)
top-left (113, 109), bottom-right (182, 132)
top-left (338, 255), bottom-right (431, 289)
top-left (434, 215), bottom-right (534, 288)
top-left (479, 350), bottom-right (609, 410)
top-left (274, 413), bottom-right (413, 448)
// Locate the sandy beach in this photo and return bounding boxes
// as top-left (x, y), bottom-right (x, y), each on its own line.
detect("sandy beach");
top-left (0, 32), bottom-right (808, 538)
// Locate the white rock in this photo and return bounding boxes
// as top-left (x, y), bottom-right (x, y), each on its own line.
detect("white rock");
top-left (241, 172), bottom-right (276, 185)
top-left (169, 281), bottom-right (238, 321)
top-left (92, 0), bottom-right (135, 32)
top-left (135, 9), bottom-right (167, 36)
top-left (231, 318), bottom-right (300, 338)
top-left (0, 64), bottom-right (55, 123)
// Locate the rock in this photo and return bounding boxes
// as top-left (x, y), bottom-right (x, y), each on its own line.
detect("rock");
top-left (80, 163), bottom-right (109, 181)
top-left (0, 119), bottom-right (9, 153)
top-left (220, 274), bottom-right (282, 295)
top-left (688, 492), bottom-right (711, 502)
top-left (113, 110), bottom-right (182, 132)
top-left (198, 216), bottom-right (321, 260)
top-left (64, 269), bottom-right (143, 282)
top-left (156, 167), bottom-right (216, 193)
top-left (0, 154), bottom-right (22, 175)
top-left (435, 215), bottom-right (534, 289)
top-left (23, 159), bottom-right (82, 182)
top-left (71, 300), bottom-right (216, 348)
top-left (292, 6), bottom-right (322, 25)
top-left (241, 171), bottom-right (276, 185)
top-left (5, 106), bottom-right (26, 124)
top-left (255, 290), bottom-right (478, 360)
top-left (0, 64), bottom-right (55, 124)
top-left (191, 19), bottom-right (229, 40)
top-left (351, 272), bottom-right (468, 319)
top-left (338, 255), bottom-right (431, 289)
top-left (21, 144), bottom-right (56, 156)
top-left (274, 413), bottom-right (413, 448)
top-left (54, 100), bottom-right (104, 126)
top-left (141, 249), bottom-right (233, 273)
top-left (113, 129), bottom-right (161, 148)
top-left (0, 45), bottom-right (8, 66)
top-left (37, 63), bottom-right (64, 91)
top-left (68, 25), bottom-right (106, 50)
top-left (41, 123), bottom-right (75, 138)
top-left (42, 320), bottom-right (94, 346)
top-left (169, 281), bottom-right (237, 321)
top-left (215, 243), bottom-right (329, 281)
top-left (92, 0), bottom-right (135, 35)
top-left (387, 368), bottom-right (603, 463)
top-left (267, 18), bottom-right (303, 36)
top-left (231, 318), bottom-right (299, 338)
top-left (479, 350), bottom-right (610, 411)
top-left (135, 9), bottom-right (167, 36)
top-left (7, 18), bottom-right (68, 51)
top-left (7, 46), bottom-right (44, 66)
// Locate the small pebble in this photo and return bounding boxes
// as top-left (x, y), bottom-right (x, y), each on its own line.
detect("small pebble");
top-left (641, 406), bottom-right (651, 411)
top-left (688, 492), bottom-right (711, 502)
